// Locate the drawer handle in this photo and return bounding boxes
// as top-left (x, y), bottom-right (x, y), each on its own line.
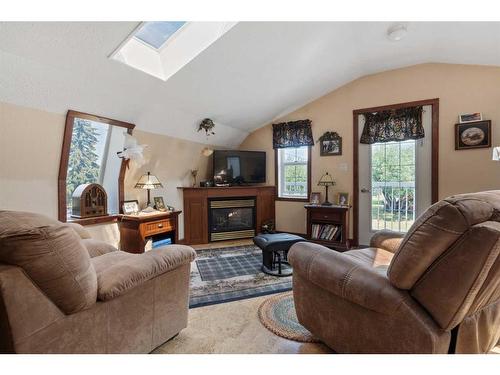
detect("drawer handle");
top-left (324, 215), bottom-right (328, 219)
top-left (158, 224), bottom-right (163, 228)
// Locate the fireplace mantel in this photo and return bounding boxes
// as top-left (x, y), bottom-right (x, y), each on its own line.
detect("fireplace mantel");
top-left (177, 186), bottom-right (276, 245)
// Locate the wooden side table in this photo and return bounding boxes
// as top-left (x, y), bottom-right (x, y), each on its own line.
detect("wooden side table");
top-left (305, 204), bottom-right (350, 251)
top-left (118, 211), bottom-right (181, 253)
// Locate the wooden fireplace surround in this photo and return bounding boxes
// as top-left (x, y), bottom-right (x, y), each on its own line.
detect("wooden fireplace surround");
top-left (178, 186), bottom-right (276, 245)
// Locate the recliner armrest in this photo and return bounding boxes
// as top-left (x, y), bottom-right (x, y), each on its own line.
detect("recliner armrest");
top-left (82, 239), bottom-right (118, 258)
top-left (0, 264), bottom-right (64, 351)
top-left (96, 245), bottom-right (196, 301)
top-left (62, 222), bottom-right (92, 239)
top-left (289, 242), bottom-right (410, 315)
top-left (369, 229), bottom-right (405, 253)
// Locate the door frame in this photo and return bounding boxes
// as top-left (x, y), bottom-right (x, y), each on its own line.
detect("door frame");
top-left (352, 98), bottom-right (439, 246)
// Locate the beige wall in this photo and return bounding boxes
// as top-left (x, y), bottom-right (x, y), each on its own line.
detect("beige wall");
top-left (239, 63), bottom-right (500, 235)
top-left (0, 102), bottom-right (64, 218)
top-left (123, 129), bottom-right (212, 240)
top-left (4, 63), bottom-right (500, 242)
top-left (0, 101), bottom-right (213, 245)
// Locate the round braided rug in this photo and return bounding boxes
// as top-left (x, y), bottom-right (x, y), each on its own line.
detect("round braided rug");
top-left (258, 292), bottom-right (319, 343)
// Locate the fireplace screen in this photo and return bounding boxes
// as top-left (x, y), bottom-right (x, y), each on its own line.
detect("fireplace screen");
top-left (211, 207), bottom-right (254, 232)
top-left (209, 198), bottom-right (256, 241)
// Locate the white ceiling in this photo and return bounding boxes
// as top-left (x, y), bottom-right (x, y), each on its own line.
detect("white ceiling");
top-left (1, 22), bottom-right (500, 147)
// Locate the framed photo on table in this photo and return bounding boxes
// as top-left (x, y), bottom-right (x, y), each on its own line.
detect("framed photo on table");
top-left (310, 192), bottom-right (321, 205)
top-left (455, 120), bottom-right (491, 150)
top-left (337, 192), bottom-right (350, 206)
top-left (122, 200), bottom-right (139, 215)
top-left (154, 197), bottom-right (167, 211)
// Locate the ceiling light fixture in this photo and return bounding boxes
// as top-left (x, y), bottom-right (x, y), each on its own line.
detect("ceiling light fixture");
top-left (387, 24), bottom-right (407, 42)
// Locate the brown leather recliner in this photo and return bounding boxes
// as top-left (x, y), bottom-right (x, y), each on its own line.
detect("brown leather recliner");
top-left (289, 191), bottom-right (500, 353)
top-left (0, 210), bottom-right (196, 353)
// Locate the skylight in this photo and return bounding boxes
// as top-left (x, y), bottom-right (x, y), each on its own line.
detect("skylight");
top-left (134, 21), bottom-right (186, 49)
top-left (111, 22), bottom-right (237, 81)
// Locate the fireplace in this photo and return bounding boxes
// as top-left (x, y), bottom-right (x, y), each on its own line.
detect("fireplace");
top-left (208, 197), bottom-right (256, 241)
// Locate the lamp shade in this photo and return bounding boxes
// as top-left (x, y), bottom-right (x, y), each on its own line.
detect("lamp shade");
top-left (318, 172), bottom-right (336, 186)
top-left (493, 147), bottom-right (500, 161)
top-left (201, 147), bottom-right (214, 157)
top-left (134, 171), bottom-right (163, 190)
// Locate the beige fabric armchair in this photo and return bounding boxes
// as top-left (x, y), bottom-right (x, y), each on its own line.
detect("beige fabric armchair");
top-left (0, 211), bottom-right (196, 353)
top-left (289, 191), bottom-right (500, 353)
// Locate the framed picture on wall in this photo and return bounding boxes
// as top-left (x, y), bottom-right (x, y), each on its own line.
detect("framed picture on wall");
top-left (455, 120), bottom-right (491, 150)
top-left (458, 113), bottom-right (482, 123)
top-left (318, 131), bottom-right (342, 156)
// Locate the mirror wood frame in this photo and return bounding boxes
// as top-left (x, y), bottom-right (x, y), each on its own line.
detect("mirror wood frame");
top-left (58, 110), bottom-right (135, 224)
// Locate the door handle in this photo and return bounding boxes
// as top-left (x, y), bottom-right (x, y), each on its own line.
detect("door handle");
top-left (361, 188), bottom-right (371, 193)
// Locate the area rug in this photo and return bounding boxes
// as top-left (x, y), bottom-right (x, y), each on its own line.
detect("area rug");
top-left (196, 253), bottom-right (261, 281)
top-left (258, 291), bottom-right (319, 343)
top-left (189, 244), bottom-right (292, 308)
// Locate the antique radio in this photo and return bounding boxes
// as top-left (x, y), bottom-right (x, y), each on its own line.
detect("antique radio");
top-left (71, 183), bottom-right (108, 218)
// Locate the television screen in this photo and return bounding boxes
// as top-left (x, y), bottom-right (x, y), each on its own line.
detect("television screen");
top-left (213, 150), bottom-right (266, 185)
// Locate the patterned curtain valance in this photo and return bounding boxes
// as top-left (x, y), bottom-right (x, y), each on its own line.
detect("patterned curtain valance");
top-left (360, 106), bottom-right (424, 144)
top-left (272, 120), bottom-right (314, 149)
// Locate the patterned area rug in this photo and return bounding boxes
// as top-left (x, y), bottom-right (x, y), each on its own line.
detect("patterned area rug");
top-left (196, 253), bottom-right (261, 281)
top-left (258, 291), bottom-right (319, 343)
top-left (189, 245), bottom-right (292, 308)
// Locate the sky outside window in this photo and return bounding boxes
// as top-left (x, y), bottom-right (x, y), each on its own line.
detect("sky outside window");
top-left (134, 21), bottom-right (186, 49)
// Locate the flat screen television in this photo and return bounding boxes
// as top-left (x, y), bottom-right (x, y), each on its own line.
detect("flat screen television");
top-left (213, 150), bottom-right (266, 185)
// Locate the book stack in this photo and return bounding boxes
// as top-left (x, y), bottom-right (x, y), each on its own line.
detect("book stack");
top-left (311, 224), bottom-right (341, 241)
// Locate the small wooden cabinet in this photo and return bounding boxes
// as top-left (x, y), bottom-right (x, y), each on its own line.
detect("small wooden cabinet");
top-left (118, 211), bottom-right (181, 253)
top-left (305, 204), bottom-right (350, 251)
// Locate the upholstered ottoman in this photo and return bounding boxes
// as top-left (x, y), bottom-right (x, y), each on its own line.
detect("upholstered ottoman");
top-left (253, 233), bottom-right (306, 276)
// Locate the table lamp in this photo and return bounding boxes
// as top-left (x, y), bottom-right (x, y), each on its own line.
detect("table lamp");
top-left (317, 172), bottom-right (336, 206)
top-left (134, 171), bottom-right (163, 212)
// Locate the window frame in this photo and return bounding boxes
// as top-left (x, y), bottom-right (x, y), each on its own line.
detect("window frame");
top-left (133, 21), bottom-right (187, 50)
top-left (58, 110), bottom-right (135, 224)
top-left (274, 146), bottom-right (312, 202)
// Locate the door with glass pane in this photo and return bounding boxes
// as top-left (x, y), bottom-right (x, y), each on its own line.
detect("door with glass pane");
top-left (358, 105), bottom-right (432, 245)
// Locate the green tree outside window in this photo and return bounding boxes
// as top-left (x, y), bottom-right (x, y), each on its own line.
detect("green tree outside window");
top-left (66, 119), bottom-right (101, 211)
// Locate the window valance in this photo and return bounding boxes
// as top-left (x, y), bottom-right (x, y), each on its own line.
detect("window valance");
top-left (360, 106), bottom-right (424, 144)
top-left (272, 120), bottom-right (314, 149)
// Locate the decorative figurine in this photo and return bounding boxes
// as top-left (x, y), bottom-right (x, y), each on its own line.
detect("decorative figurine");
top-left (198, 118), bottom-right (216, 136)
top-left (191, 169), bottom-right (198, 187)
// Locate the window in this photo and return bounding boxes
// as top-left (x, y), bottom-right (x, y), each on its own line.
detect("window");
top-left (276, 146), bottom-right (310, 200)
top-left (134, 21), bottom-right (186, 49)
top-left (66, 118), bottom-right (111, 216)
top-left (58, 111), bottom-right (135, 222)
top-left (371, 140), bottom-right (416, 232)
top-left (110, 22), bottom-right (237, 81)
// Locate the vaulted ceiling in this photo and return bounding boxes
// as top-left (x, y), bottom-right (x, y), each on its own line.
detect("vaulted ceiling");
top-left (1, 22), bottom-right (500, 147)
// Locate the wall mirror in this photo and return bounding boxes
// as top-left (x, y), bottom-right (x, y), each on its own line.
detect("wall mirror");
top-left (58, 110), bottom-right (135, 222)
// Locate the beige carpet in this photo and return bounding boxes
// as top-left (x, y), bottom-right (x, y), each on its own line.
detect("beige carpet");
top-left (153, 293), bottom-right (332, 354)
top-left (153, 291), bottom-right (500, 354)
